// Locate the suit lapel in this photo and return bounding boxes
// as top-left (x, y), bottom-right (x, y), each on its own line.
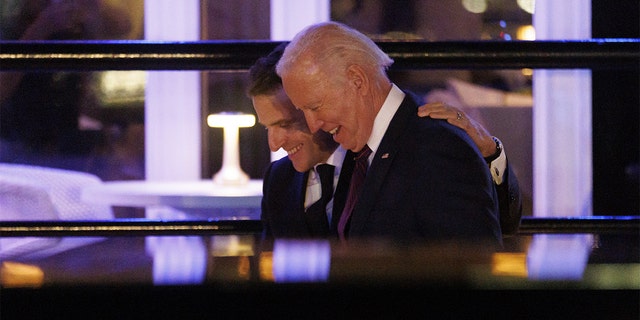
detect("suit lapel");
top-left (348, 93), bottom-right (416, 235)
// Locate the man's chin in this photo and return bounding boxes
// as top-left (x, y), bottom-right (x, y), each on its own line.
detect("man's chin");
top-left (291, 162), bottom-right (313, 173)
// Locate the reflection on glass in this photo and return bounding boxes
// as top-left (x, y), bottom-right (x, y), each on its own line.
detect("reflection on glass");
top-left (210, 235), bottom-right (254, 257)
top-left (1, 1), bottom-right (146, 212)
top-left (527, 234), bottom-right (593, 280)
top-left (96, 71), bottom-right (146, 107)
top-left (272, 239), bottom-right (331, 283)
top-left (152, 236), bottom-right (206, 285)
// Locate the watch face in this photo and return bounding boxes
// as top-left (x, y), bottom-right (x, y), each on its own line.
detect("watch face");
top-left (485, 137), bottom-right (502, 163)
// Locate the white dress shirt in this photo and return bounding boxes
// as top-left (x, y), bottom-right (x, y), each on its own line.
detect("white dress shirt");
top-left (366, 84), bottom-right (405, 164)
top-left (304, 146), bottom-right (347, 223)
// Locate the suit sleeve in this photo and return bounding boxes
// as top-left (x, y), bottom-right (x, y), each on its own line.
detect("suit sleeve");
top-left (260, 162), bottom-right (274, 240)
top-left (496, 160), bottom-right (523, 236)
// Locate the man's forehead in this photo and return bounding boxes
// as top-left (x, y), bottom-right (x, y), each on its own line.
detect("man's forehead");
top-left (256, 98), bottom-right (302, 124)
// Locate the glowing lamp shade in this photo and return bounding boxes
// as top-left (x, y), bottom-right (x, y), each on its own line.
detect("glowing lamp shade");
top-left (207, 112), bottom-right (256, 185)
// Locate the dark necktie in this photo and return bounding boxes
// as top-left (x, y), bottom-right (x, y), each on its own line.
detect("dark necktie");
top-left (305, 164), bottom-right (334, 236)
top-left (316, 163), bottom-right (335, 209)
top-left (338, 145), bottom-right (372, 240)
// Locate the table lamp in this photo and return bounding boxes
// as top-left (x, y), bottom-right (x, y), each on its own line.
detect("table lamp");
top-left (207, 112), bottom-right (256, 185)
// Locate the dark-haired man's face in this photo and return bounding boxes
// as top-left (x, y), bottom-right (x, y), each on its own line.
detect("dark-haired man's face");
top-left (253, 87), bottom-right (337, 172)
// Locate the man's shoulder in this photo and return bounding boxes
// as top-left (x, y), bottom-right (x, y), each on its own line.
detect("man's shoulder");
top-left (399, 89), bottom-right (450, 131)
top-left (268, 156), bottom-right (294, 172)
top-left (263, 156), bottom-right (302, 194)
top-left (266, 156), bottom-right (304, 181)
top-left (395, 95), bottom-right (481, 155)
top-left (272, 154), bottom-right (293, 166)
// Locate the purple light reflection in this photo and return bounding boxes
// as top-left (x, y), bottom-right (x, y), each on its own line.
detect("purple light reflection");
top-left (272, 239), bottom-right (331, 283)
top-left (152, 236), bottom-right (207, 285)
top-left (527, 234), bottom-right (593, 280)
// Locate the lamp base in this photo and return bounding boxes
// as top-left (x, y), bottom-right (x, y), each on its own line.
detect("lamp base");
top-left (212, 168), bottom-right (250, 186)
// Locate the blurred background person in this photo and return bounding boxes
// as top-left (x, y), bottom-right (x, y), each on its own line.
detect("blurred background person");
top-left (0, 0), bottom-right (137, 181)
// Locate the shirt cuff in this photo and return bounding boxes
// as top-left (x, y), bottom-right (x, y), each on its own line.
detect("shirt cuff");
top-left (489, 147), bottom-right (507, 185)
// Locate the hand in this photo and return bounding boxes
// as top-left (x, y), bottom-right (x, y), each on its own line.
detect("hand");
top-left (417, 102), bottom-right (497, 157)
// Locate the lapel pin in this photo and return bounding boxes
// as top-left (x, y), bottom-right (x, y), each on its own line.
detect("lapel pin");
top-left (381, 153), bottom-right (389, 159)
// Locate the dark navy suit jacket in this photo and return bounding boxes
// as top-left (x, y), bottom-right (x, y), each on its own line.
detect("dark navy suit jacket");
top-left (262, 90), bottom-right (504, 248)
top-left (345, 91), bottom-right (502, 247)
top-left (498, 162), bottom-right (522, 236)
top-left (261, 152), bottom-right (354, 240)
top-left (260, 159), bottom-right (310, 239)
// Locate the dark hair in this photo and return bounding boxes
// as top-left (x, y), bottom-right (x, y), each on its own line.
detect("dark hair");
top-left (247, 42), bottom-right (288, 97)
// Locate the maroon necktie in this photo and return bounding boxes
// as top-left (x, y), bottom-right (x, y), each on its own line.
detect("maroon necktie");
top-left (338, 145), bottom-right (372, 241)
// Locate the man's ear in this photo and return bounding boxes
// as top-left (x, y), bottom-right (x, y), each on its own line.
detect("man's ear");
top-left (347, 64), bottom-right (368, 94)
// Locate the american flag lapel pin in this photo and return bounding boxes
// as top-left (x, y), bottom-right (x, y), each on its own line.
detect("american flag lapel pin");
top-left (381, 153), bottom-right (389, 159)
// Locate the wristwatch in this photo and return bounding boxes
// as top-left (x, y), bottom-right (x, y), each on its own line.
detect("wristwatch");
top-left (484, 137), bottom-right (503, 163)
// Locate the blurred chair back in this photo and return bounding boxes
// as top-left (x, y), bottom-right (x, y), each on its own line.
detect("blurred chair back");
top-left (0, 164), bottom-right (113, 259)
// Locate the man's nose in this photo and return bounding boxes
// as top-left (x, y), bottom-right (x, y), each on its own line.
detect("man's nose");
top-left (304, 113), bottom-right (323, 133)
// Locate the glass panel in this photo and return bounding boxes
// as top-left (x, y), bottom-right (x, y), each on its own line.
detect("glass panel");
top-left (1, 234), bottom-right (638, 286)
top-left (0, 2), bottom-right (637, 297)
top-left (201, 1), bottom-right (272, 180)
top-left (0, 0), bottom-right (145, 218)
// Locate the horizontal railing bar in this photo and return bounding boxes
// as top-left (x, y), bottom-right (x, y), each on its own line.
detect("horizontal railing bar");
top-left (0, 219), bottom-right (263, 237)
top-left (0, 216), bottom-right (637, 237)
top-left (517, 216), bottom-right (640, 235)
top-left (0, 39), bottom-right (638, 71)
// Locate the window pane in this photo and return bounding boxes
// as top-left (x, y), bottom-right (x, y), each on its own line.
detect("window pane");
top-left (0, 0), bottom-right (145, 219)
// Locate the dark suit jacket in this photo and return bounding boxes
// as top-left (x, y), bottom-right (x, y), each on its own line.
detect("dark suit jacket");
top-left (346, 91), bottom-right (503, 248)
top-left (261, 154), bottom-right (354, 240)
top-left (262, 91), bottom-right (508, 248)
top-left (498, 161), bottom-right (523, 236)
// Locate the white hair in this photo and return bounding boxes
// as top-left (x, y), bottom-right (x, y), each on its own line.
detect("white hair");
top-left (275, 21), bottom-right (394, 81)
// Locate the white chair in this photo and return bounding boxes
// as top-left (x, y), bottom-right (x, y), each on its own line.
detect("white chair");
top-left (0, 164), bottom-right (113, 259)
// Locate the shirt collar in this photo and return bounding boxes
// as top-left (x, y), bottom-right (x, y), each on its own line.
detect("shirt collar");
top-left (367, 84), bottom-right (405, 159)
top-left (309, 146), bottom-right (346, 188)
top-left (315, 146), bottom-right (346, 179)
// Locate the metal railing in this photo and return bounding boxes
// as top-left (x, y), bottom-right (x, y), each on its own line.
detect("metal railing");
top-left (0, 216), bottom-right (638, 237)
top-left (0, 39), bottom-right (638, 238)
top-left (1, 39), bottom-right (638, 71)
